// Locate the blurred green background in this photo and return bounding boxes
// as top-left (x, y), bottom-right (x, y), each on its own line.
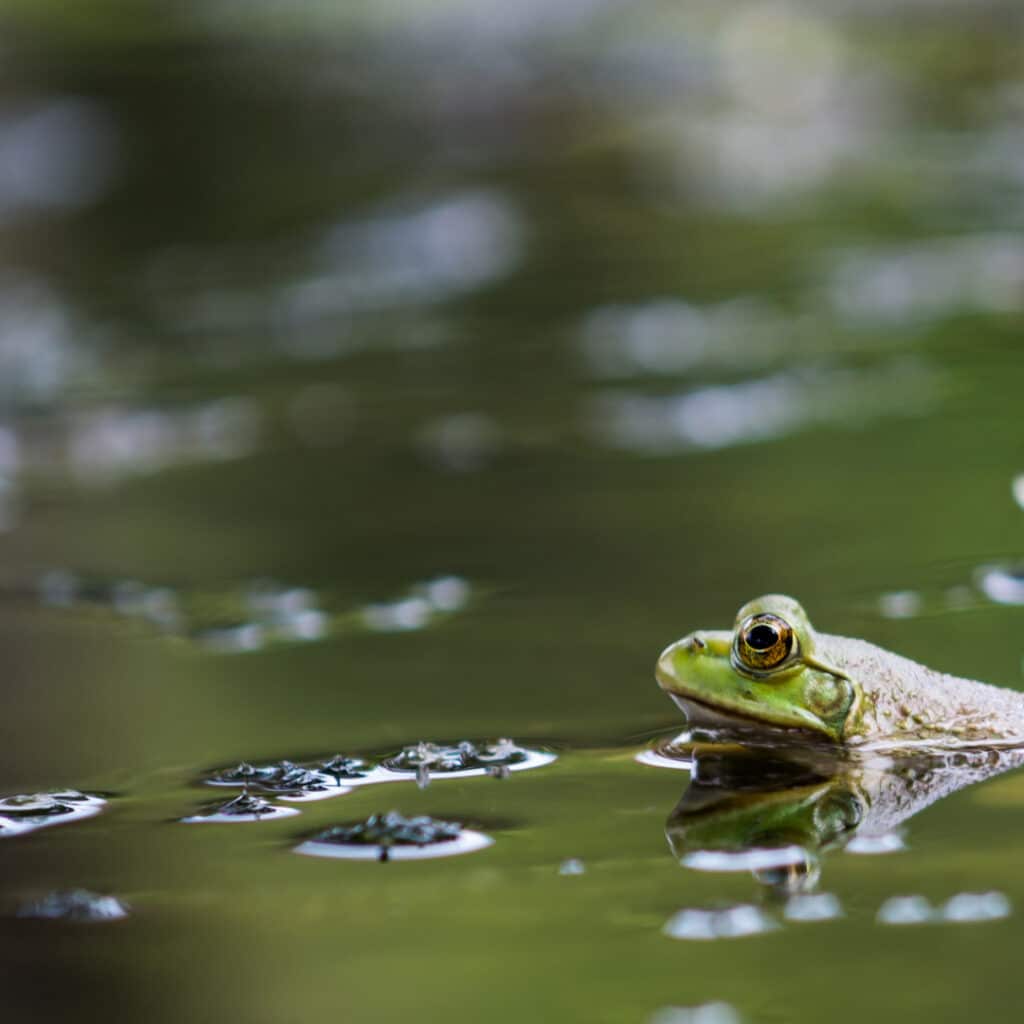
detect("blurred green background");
top-left (0, 1), bottom-right (1022, 1021)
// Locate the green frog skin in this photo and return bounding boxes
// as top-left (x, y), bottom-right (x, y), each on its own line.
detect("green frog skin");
top-left (656, 594), bottom-right (1024, 750)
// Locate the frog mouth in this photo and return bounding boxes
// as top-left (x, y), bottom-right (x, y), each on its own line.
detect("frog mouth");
top-left (668, 693), bottom-right (825, 743)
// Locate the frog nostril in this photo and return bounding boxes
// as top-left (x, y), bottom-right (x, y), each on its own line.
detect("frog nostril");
top-left (691, 633), bottom-right (706, 651)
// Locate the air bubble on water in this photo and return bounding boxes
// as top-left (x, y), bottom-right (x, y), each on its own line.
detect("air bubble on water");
top-left (1013, 474), bottom-right (1024, 511)
top-left (784, 893), bottom-right (843, 922)
top-left (878, 590), bottom-right (922, 619)
top-left (877, 895), bottom-right (934, 925)
top-left (198, 623), bottom-right (265, 653)
top-left (649, 1003), bottom-right (743, 1024)
top-left (421, 575), bottom-right (471, 612)
top-left (975, 565), bottom-right (1024, 606)
top-left (361, 596), bottom-right (433, 632)
top-left (39, 569), bottom-right (79, 607)
top-left (559, 858), bottom-right (586, 876)
top-left (940, 891), bottom-right (1011, 923)
top-left (17, 889), bottom-right (129, 923)
top-left (663, 905), bottom-right (777, 941)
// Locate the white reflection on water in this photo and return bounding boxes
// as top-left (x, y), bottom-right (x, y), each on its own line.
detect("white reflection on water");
top-left (828, 234), bottom-right (1024, 327)
top-left (669, 3), bottom-right (885, 207)
top-left (784, 892), bottom-right (843, 922)
top-left (0, 276), bottom-right (82, 406)
top-left (66, 397), bottom-right (260, 484)
top-left (877, 891), bottom-right (1011, 925)
top-left (579, 298), bottom-right (799, 379)
top-left (975, 565), bottom-right (1024, 606)
top-left (589, 360), bottom-right (937, 455)
top-left (650, 1003), bottom-right (743, 1024)
top-left (0, 97), bottom-right (119, 217)
top-left (417, 411), bottom-right (502, 472)
top-left (663, 904), bottom-right (778, 941)
top-left (274, 190), bottom-right (522, 340)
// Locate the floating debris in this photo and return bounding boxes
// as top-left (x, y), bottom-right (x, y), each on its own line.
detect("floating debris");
top-left (17, 889), bottom-right (129, 923)
top-left (294, 811), bottom-right (493, 862)
top-left (975, 565), bottom-right (1024, 606)
top-left (204, 761), bottom-right (349, 802)
top-left (319, 755), bottom-right (375, 783)
top-left (649, 1003), bottom-right (743, 1024)
top-left (380, 739), bottom-right (556, 787)
top-left (181, 791), bottom-right (301, 824)
top-left (559, 858), bottom-right (586, 876)
top-left (877, 895), bottom-right (934, 926)
top-left (940, 891), bottom-right (1011, 923)
top-left (0, 790), bottom-right (106, 838)
top-left (784, 893), bottom-right (843, 922)
top-left (663, 905), bottom-right (778, 941)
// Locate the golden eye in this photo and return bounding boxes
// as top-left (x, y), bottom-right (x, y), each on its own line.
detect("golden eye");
top-left (735, 614), bottom-right (795, 672)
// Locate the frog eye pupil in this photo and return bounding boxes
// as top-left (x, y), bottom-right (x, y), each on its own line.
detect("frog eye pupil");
top-left (747, 624), bottom-right (779, 650)
top-left (734, 614), bottom-right (796, 673)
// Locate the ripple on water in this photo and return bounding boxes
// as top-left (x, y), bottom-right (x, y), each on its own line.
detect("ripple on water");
top-left (17, 889), bottom-right (130, 923)
top-left (181, 791), bottom-right (301, 824)
top-left (294, 811), bottom-right (493, 862)
top-left (662, 905), bottom-right (778, 941)
top-left (0, 791), bottom-right (106, 838)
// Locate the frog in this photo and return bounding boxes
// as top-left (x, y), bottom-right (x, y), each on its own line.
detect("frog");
top-left (656, 594), bottom-right (1024, 750)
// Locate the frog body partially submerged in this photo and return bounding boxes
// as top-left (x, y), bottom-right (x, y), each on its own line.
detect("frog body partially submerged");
top-left (657, 595), bottom-right (1024, 750)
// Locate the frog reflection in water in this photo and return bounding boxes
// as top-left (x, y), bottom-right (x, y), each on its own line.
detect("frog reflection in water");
top-left (657, 594), bottom-right (1024, 749)
top-left (665, 744), bottom-right (1024, 895)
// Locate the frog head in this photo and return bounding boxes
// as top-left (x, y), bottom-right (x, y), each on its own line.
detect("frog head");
top-left (656, 595), bottom-right (858, 743)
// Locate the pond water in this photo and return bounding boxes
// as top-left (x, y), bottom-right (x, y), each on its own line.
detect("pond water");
top-left (1, 3), bottom-right (1024, 1022)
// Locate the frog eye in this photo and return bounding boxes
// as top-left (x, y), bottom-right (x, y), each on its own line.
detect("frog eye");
top-left (735, 614), bottom-right (796, 672)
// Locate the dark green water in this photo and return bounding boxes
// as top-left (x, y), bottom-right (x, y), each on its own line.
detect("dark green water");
top-left (1, 3), bottom-right (1024, 1021)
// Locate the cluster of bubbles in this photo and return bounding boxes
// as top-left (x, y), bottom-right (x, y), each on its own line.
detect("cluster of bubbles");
top-left (664, 889), bottom-right (1009, 940)
top-left (877, 891), bottom-right (1011, 926)
top-left (36, 572), bottom-right (473, 653)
